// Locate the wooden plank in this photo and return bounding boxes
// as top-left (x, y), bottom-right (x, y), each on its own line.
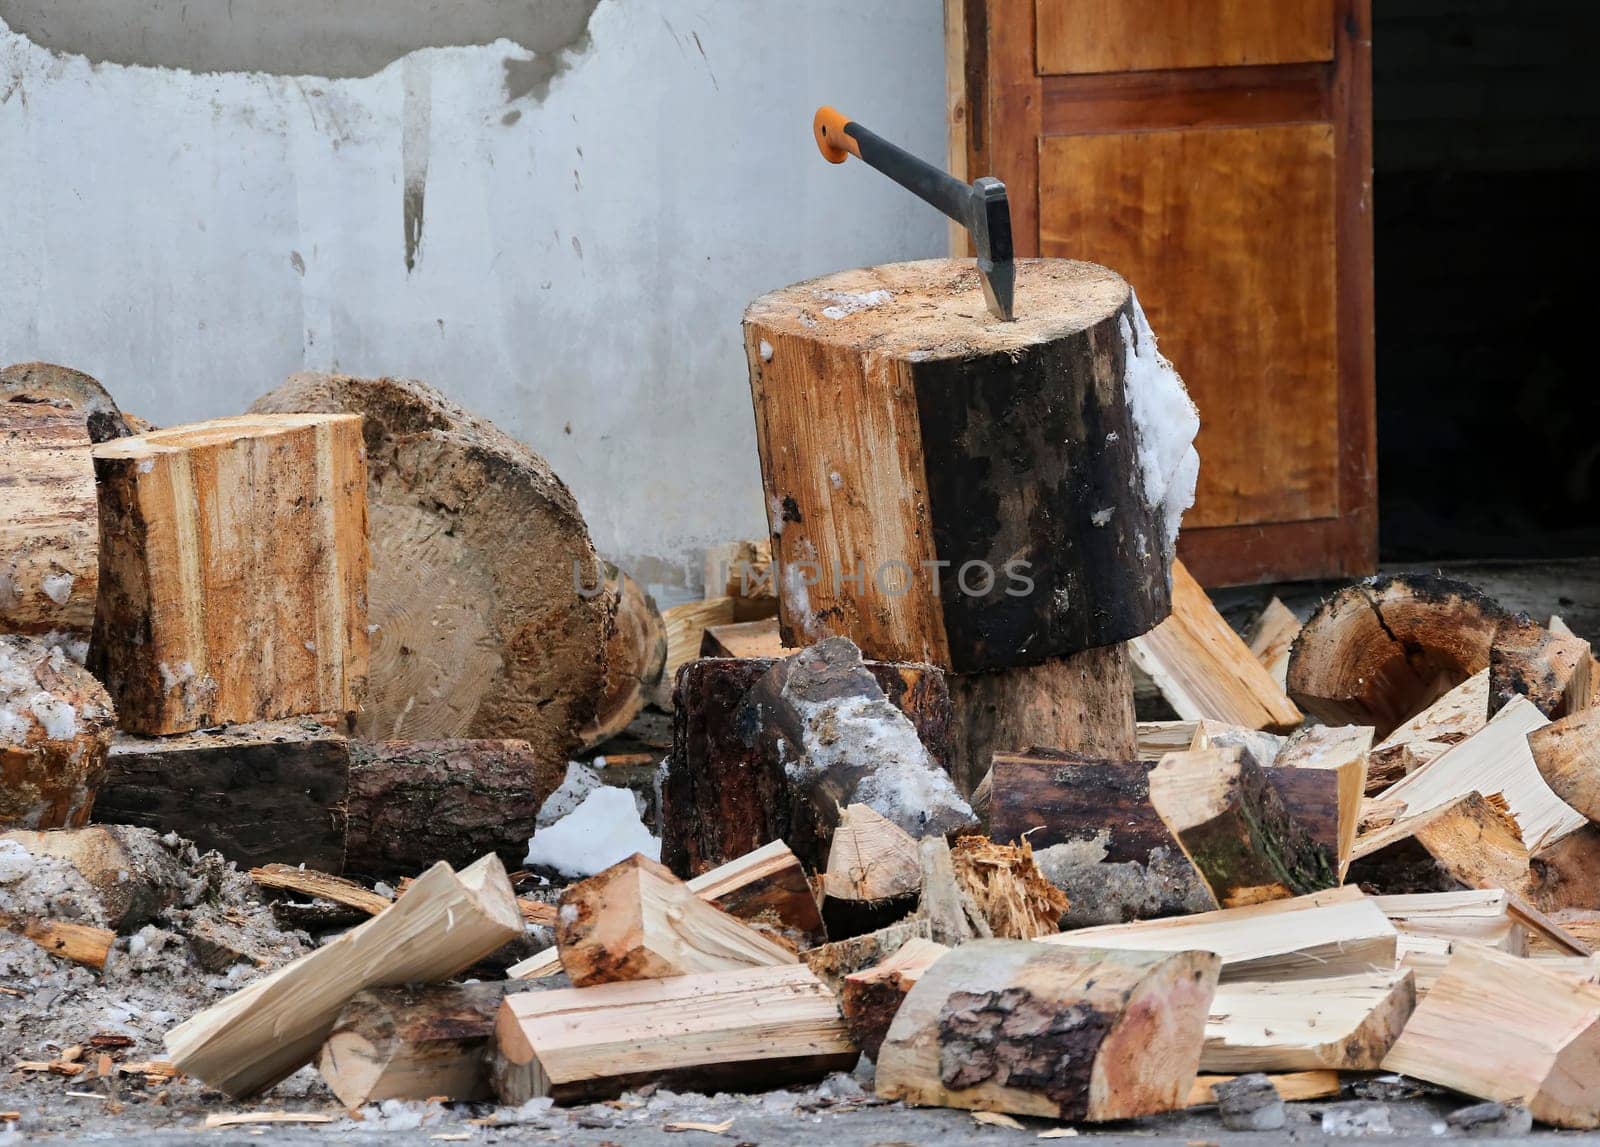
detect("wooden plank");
top-left (1041, 125), bottom-right (1338, 529)
top-left (1036, 0), bottom-right (1336, 75)
top-left (1042, 63), bottom-right (1331, 135)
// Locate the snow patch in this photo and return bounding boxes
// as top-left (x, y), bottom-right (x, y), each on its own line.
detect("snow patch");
top-left (28, 693), bottom-right (77, 740)
top-left (0, 840), bottom-right (33, 884)
top-left (1090, 507), bottom-right (1114, 527)
top-left (40, 571), bottom-right (75, 605)
top-left (1121, 291), bottom-right (1201, 560)
top-left (759, 338), bottom-right (774, 362)
top-left (816, 288), bottom-right (892, 320)
top-left (524, 785), bottom-right (659, 877)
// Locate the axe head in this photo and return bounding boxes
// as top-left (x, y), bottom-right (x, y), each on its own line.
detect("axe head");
top-left (968, 176), bottom-right (1015, 322)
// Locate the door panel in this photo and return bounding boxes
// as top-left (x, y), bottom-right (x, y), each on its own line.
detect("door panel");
top-left (1039, 123), bottom-right (1340, 528)
top-left (1037, 0), bottom-right (1336, 75)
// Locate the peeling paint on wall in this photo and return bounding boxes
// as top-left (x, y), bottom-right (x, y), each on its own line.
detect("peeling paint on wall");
top-left (400, 56), bottom-right (431, 272)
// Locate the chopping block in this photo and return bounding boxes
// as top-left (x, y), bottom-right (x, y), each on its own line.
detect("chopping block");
top-left (744, 258), bottom-right (1200, 790)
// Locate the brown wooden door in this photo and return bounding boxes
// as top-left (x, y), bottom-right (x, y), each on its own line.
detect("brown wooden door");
top-left (948, 0), bottom-right (1375, 585)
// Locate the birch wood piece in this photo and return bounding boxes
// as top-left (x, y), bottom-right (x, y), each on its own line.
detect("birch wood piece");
top-left (1528, 708), bottom-right (1600, 823)
top-left (1382, 943), bottom-right (1600, 1128)
top-left (492, 964), bottom-right (857, 1104)
top-left (1202, 971), bottom-right (1415, 1072)
top-left (579, 566), bottom-right (666, 749)
top-left (1149, 747), bottom-right (1337, 907)
top-left (1040, 885), bottom-right (1397, 982)
top-left (1245, 597), bottom-right (1300, 690)
top-left (746, 259), bottom-right (1191, 673)
top-left (0, 636), bottom-right (116, 829)
top-left (317, 982), bottom-right (526, 1107)
top-left (1130, 560), bottom-right (1301, 732)
top-left (1491, 613), bottom-right (1594, 720)
top-left (250, 373), bottom-right (611, 751)
top-left (946, 642), bottom-right (1138, 795)
top-left (1288, 574), bottom-right (1506, 738)
top-left (1366, 670), bottom-right (1489, 794)
top-left (92, 414), bottom-right (368, 735)
top-left (0, 399), bottom-right (99, 645)
top-left (841, 937), bottom-right (950, 1060)
top-left (950, 836), bottom-right (1068, 939)
top-left (554, 854), bottom-right (796, 987)
top-left (876, 939), bottom-right (1220, 1121)
top-left (165, 853), bottom-right (522, 1097)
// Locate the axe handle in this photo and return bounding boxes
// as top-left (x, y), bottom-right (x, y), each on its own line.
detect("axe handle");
top-left (812, 106), bottom-right (972, 229)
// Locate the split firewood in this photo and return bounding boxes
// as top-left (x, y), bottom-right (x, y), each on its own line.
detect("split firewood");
top-left (662, 649), bottom-right (953, 875)
top-left (1245, 597), bottom-right (1300, 689)
top-left (2, 361), bottom-right (133, 443)
top-left (345, 739), bottom-right (565, 877)
top-left (876, 939), bottom-right (1220, 1121)
top-left (803, 916), bottom-right (933, 997)
top-left (1041, 885), bottom-right (1397, 982)
top-left (820, 804), bottom-right (922, 938)
top-left (0, 635), bottom-right (116, 829)
top-left (913, 835), bottom-right (982, 946)
top-left (1527, 825), bottom-right (1600, 912)
top-left (1187, 1071), bottom-right (1341, 1107)
top-left (1349, 791), bottom-right (1530, 895)
top-left (250, 373), bottom-right (611, 752)
top-left (988, 748), bottom-right (1213, 927)
top-left (166, 853), bottom-right (522, 1097)
top-left (1150, 747), bottom-right (1337, 907)
top-left (97, 721), bottom-right (349, 872)
top-left (840, 937), bottom-right (949, 1060)
top-left (746, 260), bottom-right (1193, 673)
top-left (1383, 943), bottom-right (1600, 1128)
top-left (579, 566), bottom-right (666, 750)
top-left (1490, 613), bottom-right (1593, 719)
top-left (702, 539), bottom-right (777, 622)
top-left (1186, 719), bottom-right (1286, 767)
top-left (1202, 970), bottom-right (1415, 1072)
top-left (0, 397), bottom-right (99, 646)
top-left (508, 839), bottom-right (826, 981)
top-left (1550, 615), bottom-right (1600, 709)
top-left (700, 617), bottom-right (788, 659)
top-left (1129, 560), bottom-right (1301, 733)
top-left (1287, 574), bottom-right (1506, 738)
top-left (249, 864), bottom-right (391, 916)
top-left (949, 836), bottom-right (1068, 939)
top-left (946, 642), bottom-right (1139, 795)
top-left (493, 964), bottom-right (857, 1104)
top-left (1365, 670), bottom-right (1489, 794)
top-left (0, 912), bottom-right (114, 969)
top-left (1269, 724), bottom-right (1373, 878)
top-left (1529, 909), bottom-right (1600, 956)
top-left (0, 825), bottom-right (187, 930)
top-left (92, 414), bottom-right (368, 735)
top-left (317, 982), bottom-right (529, 1107)
top-left (1529, 708), bottom-right (1600, 824)
top-left (554, 853), bottom-right (796, 988)
top-left (653, 597), bottom-right (737, 710)
top-left (1136, 719), bottom-right (1200, 761)
top-left (1375, 889), bottom-right (1525, 993)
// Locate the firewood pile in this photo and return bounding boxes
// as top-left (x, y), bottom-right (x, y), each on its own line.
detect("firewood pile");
top-left (7, 356), bottom-right (1600, 1136)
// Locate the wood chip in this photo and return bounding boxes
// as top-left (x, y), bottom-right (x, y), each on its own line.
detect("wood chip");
top-left (1038, 1130), bottom-right (1079, 1139)
top-left (664, 1118), bottom-right (734, 1133)
top-left (249, 864), bottom-right (391, 915)
top-left (202, 1112), bottom-right (337, 1128)
top-left (972, 1110), bottom-right (1027, 1129)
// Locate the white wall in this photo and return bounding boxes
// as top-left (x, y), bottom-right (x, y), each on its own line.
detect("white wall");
top-left (0, 1), bottom-right (947, 595)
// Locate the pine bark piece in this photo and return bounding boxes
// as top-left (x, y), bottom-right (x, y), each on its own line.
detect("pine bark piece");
top-left (950, 837), bottom-right (1069, 940)
top-left (0, 399), bottom-right (99, 645)
top-left (702, 539), bottom-right (777, 622)
top-left (1288, 574), bottom-right (1507, 738)
top-left (492, 963), bottom-right (857, 1104)
top-left (876, 939), bottom-right (1220, 1121)
top-left (1130, 560), bottom-right (1302, 733)
top-left (554, 854), bottom-right (797, 988)
top-left (1491, 613), bottom-right (1593, 720)
top-left (747, 259), bottom-right (1192, 672)
top-left (662, 654), bottom-right (946, 876)
top-left (653, 597), bottom-right (737, 710)
top-left (1382, 943), bottom-right (1600, 1128)
top-left (0, 635), bottom-right (116, 829)
top-left (344, 739), bottom-right (564, 878)
top-left (1246, 598), bottom-right (1301, 689)
top-left (1528, 708), bottom-right (1600, 823)
top-left (700, 617), bottom-right (789, 659)
top-left (95, 721), bottom-right (348, 872)
top-left (946, 642), bottom-right (1138, 795)
top-left (1, 361), bottom-right (133, 443)
top-left (166, 853), bottom-right (522, 1098)
top-left (1202, 970), bottom-right (1416, 1072)
top-left (91, 414), bottom-right (368, 735)
top-left (1041, 885), bottom-right (1397, 982)
top-left (317, 982), bottom-right (528, 1107)
top-left (249, 373), bottom-right (610, 751)
top-left (1366, 670), bottom-right (1489, 794)
top-left (579, 567), bottom-right (666, 750)
top-left (0, 912), bottom-right (114, 968)
top-left (841, 937), bottom-right (949, 1060)
top-left (1150, 747), bottom-right (1338, 908)
top-left (803, 916), bottom-right (933, 997)
top-left (0, 825), bottom-right (188, 930)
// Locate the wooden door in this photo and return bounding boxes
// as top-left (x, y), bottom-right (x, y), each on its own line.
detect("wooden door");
top-left (947, 0), bottom-right (1375, 585)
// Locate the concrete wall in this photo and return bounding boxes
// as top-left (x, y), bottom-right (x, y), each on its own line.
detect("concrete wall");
top-left (0, 1), bottom-right (947, 594)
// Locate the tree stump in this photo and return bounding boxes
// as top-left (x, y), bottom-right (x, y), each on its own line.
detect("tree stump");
top-left (0, 635), bottom-right (116, 828)
top-left (250, 373), bottom-right (612, 756)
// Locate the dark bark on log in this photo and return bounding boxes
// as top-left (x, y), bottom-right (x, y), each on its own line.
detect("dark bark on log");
top-left (1490, 614), bottom-right (1593, 720)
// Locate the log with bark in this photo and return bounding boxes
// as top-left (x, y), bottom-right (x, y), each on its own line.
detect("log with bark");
top-left (1287, 574), bottom-right (1507, 738)
top-left (745, 259), bottom-right (1196, 673)
top-left (91, 414), bottom-right (368, 735)
top-left (803, 916), bottom-right (934, 997)
top-left (492, 964), bottom-right (858, 1104)
top-left (1490, 613), bottom-right (1594, 720)
top-left (250, 373), bottom-right (611, 753)
top-left (875, 939), bottom-right (1219, 1121)
top-left (840, 937), bottom-right (949, 1060)
top-left (579, 566), bottom-right (666, 749)
top-left (1267, 724), bottom-right (1372, 878)
top-left (1, 361), bottom-right (133, 442)
top-left (1202, 970), bottom-right (1415, 1072)
top-left (820, 803), bottom-right (922, 938)
top-left (0, 635), bottom-right (116, 829)
top-left (1529, 708), bottom-right (1600, 823)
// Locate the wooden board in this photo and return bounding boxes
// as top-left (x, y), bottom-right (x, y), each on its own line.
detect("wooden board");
top-left (1036, 0), bottom-right (1336, 75)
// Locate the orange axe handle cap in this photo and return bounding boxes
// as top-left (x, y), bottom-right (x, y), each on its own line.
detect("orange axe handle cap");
top-left (813, 106), bottom-right (859, 164)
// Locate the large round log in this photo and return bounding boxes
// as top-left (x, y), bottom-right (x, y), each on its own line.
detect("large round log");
top-left (1, 361), bottom-right (132, 443)
top-left (743, 258), bottom-right (1198, 673)
top-left (578, 566), bottom-right (666, 750)
top-left (0, 635), bottom-right (116, 828)
top-left (250, 373), bottom-right (613, 758)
